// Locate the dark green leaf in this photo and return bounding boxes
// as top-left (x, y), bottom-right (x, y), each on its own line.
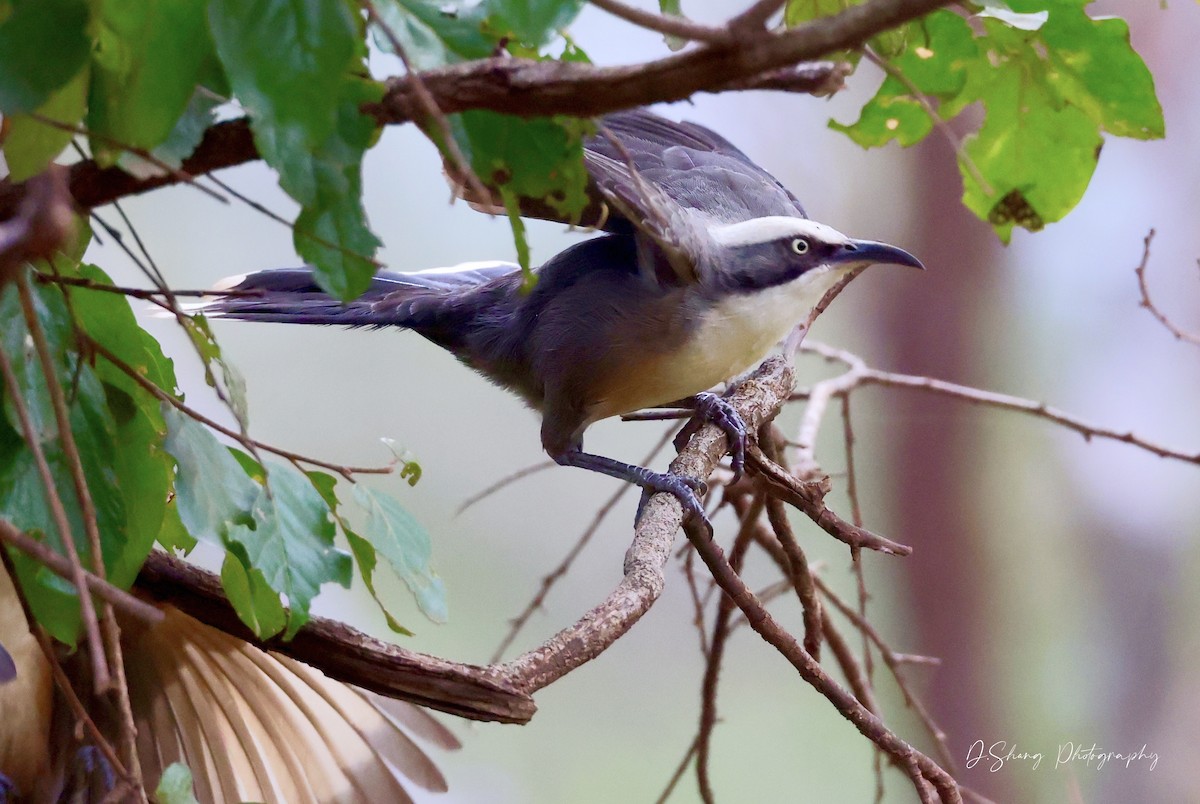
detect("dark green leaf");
top-left (294, 77), bottom-right (385, 301)
top-left (87, 0), bottom-right (214, 163)
top-left (354, 485), bottom-right (447, 624)
top-left (209, 0), bottom-right (359, 205)
top-left (0, 0), bottom-right (90, 114)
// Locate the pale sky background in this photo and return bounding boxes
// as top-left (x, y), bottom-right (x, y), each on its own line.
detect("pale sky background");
top-left (81, 1), bottom-right (1200, 802)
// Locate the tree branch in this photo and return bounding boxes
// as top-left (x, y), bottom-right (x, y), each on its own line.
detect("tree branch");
top-left (0, 0), bottom-right (952, 219)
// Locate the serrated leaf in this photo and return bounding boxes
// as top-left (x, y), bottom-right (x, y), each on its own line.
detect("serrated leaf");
top-left (0, 0), bottom-right (90, 114)
top-left (155, 763), bottom-right (200, 804)
top-left (229, 463), bottom-right (351, 637)
top-left (87, 0), bottom-right (214, 163)
top-left (354, 485), bottom-right (446, 624)
top-left (3, 66), bottom-right (89, 182)
top-left (162, 406), bottom-right (258, 545)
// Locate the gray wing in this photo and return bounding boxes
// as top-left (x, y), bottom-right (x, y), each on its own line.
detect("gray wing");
top-left (586, 109), bottom-right (808, 226)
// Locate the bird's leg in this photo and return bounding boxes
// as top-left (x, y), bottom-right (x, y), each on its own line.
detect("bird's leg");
top-left (669, 392), bottom-right (748, 483)
top-left (552, 448), bottom-right (712, 534)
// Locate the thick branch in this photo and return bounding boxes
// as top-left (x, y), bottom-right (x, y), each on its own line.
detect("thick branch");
top-left (134, 551), bottom-right (535, 724)
top-left (0, 0), bottom-right (951, 219)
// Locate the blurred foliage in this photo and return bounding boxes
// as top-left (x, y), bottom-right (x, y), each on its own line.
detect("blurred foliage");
top-left (0, 0), bottom-right (1167, 647)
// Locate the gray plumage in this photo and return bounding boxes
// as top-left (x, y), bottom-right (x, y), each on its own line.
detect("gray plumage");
top-left (200, 109), bottom-right (922, 526)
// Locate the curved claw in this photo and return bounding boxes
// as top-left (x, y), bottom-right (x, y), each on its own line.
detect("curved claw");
top-left (691, 392), bottom-right (748, 483)
top-left (633, 470), bottom-right (712, 536)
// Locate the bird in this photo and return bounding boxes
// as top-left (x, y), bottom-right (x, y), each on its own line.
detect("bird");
top-left (197, 109), bottom-right (923, 528)
top-left (0, 561), bottom-right (459, 802)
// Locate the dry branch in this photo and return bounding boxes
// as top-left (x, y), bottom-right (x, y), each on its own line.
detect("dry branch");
top-left (0, 0), bottom-right (953, 220)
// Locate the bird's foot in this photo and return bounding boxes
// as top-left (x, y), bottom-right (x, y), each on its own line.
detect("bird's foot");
top-left (673, 392), bottom-right (747, 483)
top-left (632, 468), bottom-right (712, 536)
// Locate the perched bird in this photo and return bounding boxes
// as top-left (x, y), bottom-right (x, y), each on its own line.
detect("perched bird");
top-left (0, 562), bottom-right (459, 802)
top-left (199, 109), bottom-right (923, 527)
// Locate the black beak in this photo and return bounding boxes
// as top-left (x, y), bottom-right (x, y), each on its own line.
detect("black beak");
top-left (833, 239), bottom-right (925, 270)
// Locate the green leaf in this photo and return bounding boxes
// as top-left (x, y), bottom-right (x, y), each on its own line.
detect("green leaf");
top-left (294, 78), bottom-right (385, 301)
top-left (481, 0), bottom-right (586, 47)
top-left (87, 0), bottom-right (214, 163)
top-left (829, 77), bottom-right (933, 147)
top-left (455, 111), bottom-right (591, 221)
top-left (372, 0), bottom-right (494, 69)
top-left (220, 551), bottom-right (287, 639)
top-left (0, 0), bottom-right (90, 114)
top-left (3, 66), bottom-right (89, 182)
top-left (162, 406), bottom-right (258, 546)
top-left (657, 0), bottom-right (687, 51)
top-left (0, 281), bottom-right (135, 644)
top-left (184, 314), bottom-right (250, 429)
top-left (163, 411), bottom-right (351, 637)
top-left (354, 485), bottom-right (447, 624)
top-left (143, 90), bottom-right (224, 171)
top-left (155, 763), bottom-right (200, 804)
top-left (961, 68), bottom-right (1101, 242)
top-left (1036, 6), bottom-right (1164, 139)
top-left (209, 0), bottom-right (359, 205)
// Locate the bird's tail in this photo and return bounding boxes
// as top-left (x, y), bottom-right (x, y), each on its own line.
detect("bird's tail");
top-left (195, 262), bottom-right (518, 330)
top-left (0, 563), bottom-right (459, 803)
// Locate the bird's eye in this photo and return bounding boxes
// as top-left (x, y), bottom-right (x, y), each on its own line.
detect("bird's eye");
top-left (790, 238), bottom-right (810, 255)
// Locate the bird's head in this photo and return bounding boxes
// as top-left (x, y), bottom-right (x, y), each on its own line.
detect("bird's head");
top-left (707, 216), bottom-right (923, 294)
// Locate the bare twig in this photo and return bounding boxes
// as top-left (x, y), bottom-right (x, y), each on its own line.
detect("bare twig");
top-left (1134, 229), bottom-right (1200, 346)
top-left (590, 0), bottom-right (732, 43)
top-left (0, 521), bottom-right (163, 624)
top-left (457, 461), bottom-right (556, 514)
top-left (85, 336), bottom-right (395, 480)
top-left (685, 528), bottom-right (960, 802)
top-left (862, 47), bottom-right (993, 197)
top-left (695, 492), bottom-right (763, 804)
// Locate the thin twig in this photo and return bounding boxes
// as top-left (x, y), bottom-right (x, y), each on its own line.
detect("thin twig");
top-left (0, 520), bottom-right (164, 624)
top-left (655, 734), bottom-right (700, 804)
top-left (686, 527), bottom-right (961, 802)
top-left (814, 573), bottom-right (958, 775)
top-left (590, 0), bottom-right (732, 43)
top-left (85, 336), bottom-right (394, 480)
top-left (862, 47), bottom-right (993, 198)
top-left (801, 340), bottom-right (1200, 465)
top-left (1134, 228), bottom-right (1200, 346)
top-left (695, 491), bottom-right (764, 804)
top-left (28, 113), bottom-right (226, 204)
top-left (0, 298), bottom-right (110, 690)
top-left (35, 271), bottom-right (263, 300)
top-left (363, 0), bottom-right (492, 209)
top-left (457, 461), bottom-right (555, 515)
